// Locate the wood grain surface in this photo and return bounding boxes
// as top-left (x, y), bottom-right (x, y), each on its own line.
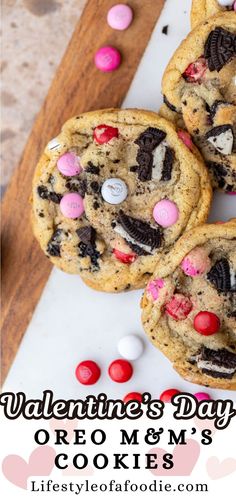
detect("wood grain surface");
top-left (1, 0), bottom-right (165, 384)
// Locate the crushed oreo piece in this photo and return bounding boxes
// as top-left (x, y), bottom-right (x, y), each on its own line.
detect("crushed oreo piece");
top-left (130, 165), bottom-right (139, 172)
top-left (163, 95), bottom-right (177, 113)
top-left (86, 162), bottom-right (100, 174)
top-left (205, 124), bottom-right (234, 155)
top-left (207, 258), bottom-right (235, 292)
top-left (161, 147), bottom-right (174, 181)
top-left (77, 225), bottom-right (100, 268)
top-left (135, 127), bottom-right (166, 152)
top-left (136, 150), bottom-right (153, 181)
top-left (210, 100), bottom-right (232, 119)
top-left (37, 185), bottom-right (62, 204)
top-left (90, 181), bottom-right (100, 193)
top-left (162, 25), bottom-right (169, 35)
top-left (47, 228), bottom-right (63, 257)
top-left (117, 210), bottom-right (162, 250)
top-left (65, 177), bottom-right (87, 197)
top-left (206, 161), bottom-right (228, 189)
top-left (197, 347), bottom-right (236, 379)
top-left (204, 27), bottom-right (236, 72)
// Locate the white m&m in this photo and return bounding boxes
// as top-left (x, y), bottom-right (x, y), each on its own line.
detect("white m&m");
top-left (217, 0), bottom-right (234, 6)
top-left (118, 335), bottom-right (144, 361)
top-left (101, 178), bottom-right (128, 204)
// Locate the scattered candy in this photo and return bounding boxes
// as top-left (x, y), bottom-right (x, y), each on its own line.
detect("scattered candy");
top-left (123, 392), bottom-right (142, 403)
top-left (165, 294), bottom-right (193, 320)
top-left (118, 335), bottom-right (144, 361)
top-left (47, 138), bottom-right (61, 151)
top-left (108, 359), bottom-right (133, 383)
top-left (194, 311), bottom-right (220, 336)
top-left (147, 278), bottom-right (165, 301)
top-left (226, 191), bottom-right (236, 195)
top-left (177, 130), bottom-right (193, 150)
top-left (113, 248), bottom-right (137, 264)
top-left (194, 392), bottom-right (211, 401)
top-left (160, 389), bottom-right (181, 402)
top-left (60, 192), bottom-right (84, 219)
top-left (234, 1), bottom-right (236, 10)
top-left (107, 4), bottom-right (133, 30)
top-left (181, 247), bottom-right (211, 277)
top-left (57, 152), bottom-right (82, 176)
top-left (93, 124), bottom-right (119, 144)
top-left (94, 46), bottom-right (121, 72)
top-left (183, 57), bottom-right (207, 82)
top-left (75, 360), bottom-right (101, 385)
top-left (101, 178), bottom-right (128, 204)
top-left (153, 199), bottom-right (179, 228)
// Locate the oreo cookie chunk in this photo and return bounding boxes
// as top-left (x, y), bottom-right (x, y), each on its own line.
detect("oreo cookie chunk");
top-left (32, 109), bottom-right (211, 292)
top-left (204, 27), bottom-right (236, 72)
top-left (192, 347), bottom-right (236, 379)
top-left (207, 258), bottom-right (236, 293)
top-left (77, 226), bottom-right (101, 269)
top-left (161, 12), bottom-right (236, 191)
top-left (142, 220), bottom-right (236, 389)
top-left (113, 210), bottom-right (163, 255)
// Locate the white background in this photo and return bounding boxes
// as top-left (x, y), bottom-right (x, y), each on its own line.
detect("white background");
top-left (3, 0), bottom-right (236, 402)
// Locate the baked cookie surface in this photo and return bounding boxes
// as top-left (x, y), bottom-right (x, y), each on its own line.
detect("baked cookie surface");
top-left (32, 109), bottom-right (211, 292)
top-left (162, 13), bottom-right (236, 192)
top-left (191, 0), bottom-right (235, 28)
top-left (141, 219), bottom-right (236, 390)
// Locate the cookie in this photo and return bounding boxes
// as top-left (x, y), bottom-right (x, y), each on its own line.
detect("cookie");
top-left (32, 109), bottom-right (211, 292)
top-left (141, 219), bottom-right (236, 390)
top-left (191, 0), bottom-right (235, 28)
top-left (161, 13), bottom-right (236, 192)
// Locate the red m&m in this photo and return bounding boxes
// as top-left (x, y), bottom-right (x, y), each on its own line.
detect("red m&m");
top-left (123, 392), bottom-right (142, 403)
top-left (93, 124), bottom-right (119, 144)
top-left (160, 389), bottom-right (181, 402)
top-left (194, 311), bottom-right (220, 336)
top-left (75, 360), bottom-right (101, 385)
top-left (165, 293), bottom-right (193, 320)
top-left (113, 248), bottom-right (137, 264)
top-left (108, 359), bottom-right (133, 383)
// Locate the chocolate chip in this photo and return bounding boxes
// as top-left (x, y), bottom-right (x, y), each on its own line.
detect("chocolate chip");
top-left (135, 127), bottom-right (166, 152)
top-left (117, 210), bottom-right (162, 250)
top-left (161, 147), bottom-right (174, 181)
top-left (207, 258), bottom-right (235, 293)
top-left (163, 95), bottom-right (177, 112)
top-left (204, 27), bottom-right (236, 72)
top-left (86, 161), bottom-right (100, 174)
top-left (47, 228), bottom-right (63, 257)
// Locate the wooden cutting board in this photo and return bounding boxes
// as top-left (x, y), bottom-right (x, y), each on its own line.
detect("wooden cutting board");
top-left (1, 0), bottom-right (165, 384)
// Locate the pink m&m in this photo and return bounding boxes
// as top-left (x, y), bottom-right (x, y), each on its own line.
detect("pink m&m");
top-left (60, 193), bottom-right (84, 219)
top-left (177, 130), bottom-right (193, 150)
top-left (194, 392), bottom-right (211, 401)
top-left (57, 152), bottom-right (82, 177)
top-left (107, 4), bottom-right (133, 30)
top-left (153, 199), bottom-right (179, 227)
top-left (234, 1), bottom-right (236, 11)
top-left (95, 46), bottom-right (121, 72)
top-left (181, 247), bottom-right (211, 277)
